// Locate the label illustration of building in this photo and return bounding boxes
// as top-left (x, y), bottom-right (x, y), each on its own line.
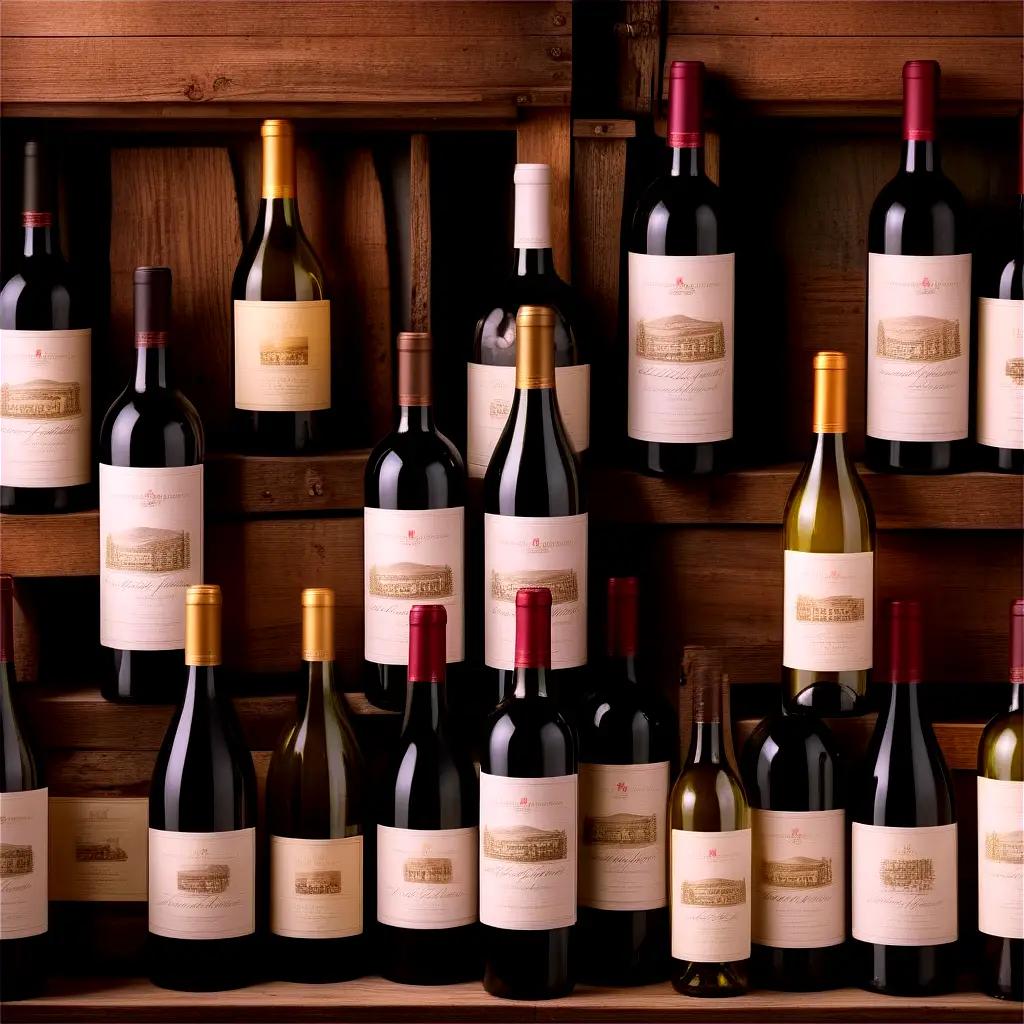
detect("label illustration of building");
top-left (489, 397), bottom-right (511, 420)
top-left (294, 869), bottom-right (342, 896)
top-left (876, 315), bottom-right (960, 361)
top-left (75, 837), bottom-right (128, 862)
top-left (483, 825), bottom-right (567, 863)
top-left (368, 562), bottom-right (454, 600)
top-left (0, 843), bottom-right (34, 877)
top-left (260, 336), bottom-right (309, 366)
top-left (490, 568), bottom-right (578, 605)
top-left (761, 855), bottom-right (833, 889)
top-left (105, 527), bottom-right (191, 573)
top-left (582, 812), bottom-right (657, 846)
top-left (403, 857), bottom-right (453, 884)
top-left (635, 314), bottom-right (726, 363)
top-left (1006, 358), bottom-right (1024, 386)
top-left (1, 379), bottom-right (81, 419)
top-left (795, 594), bottom-right (865, 624)
top-left (177, 864), bottom-right (230, 894)
top-left (879, 846), bottom-right (935, 893)
top-left (680, 877), bottom-right (746, 907)
top-left (985, 830), bottom-right (1024, 865)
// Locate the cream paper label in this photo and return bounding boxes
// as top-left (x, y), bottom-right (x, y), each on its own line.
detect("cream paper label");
top-left (579, 761), bottom-right (669, 911)
top-left (0, 787), bottom-right (48, 939)
top-left (376, 825), bottom-right (477, 930)
top-left (852, 822), bottom-right (957, 946)
top-left (234, 299), bottom-right (330, 412)
top-left (100, 463), bottom-right (203, 651)
top-left (867, 253), bottom-right (971, 442)
top-left (483, 512), bottom-right (587, 671)
top-left (751, 808), bottom-right (845, 949)
top-left (627, 252), bottom-right (735, 444)
top-left (977, 297), bottom-right (1024, 451)
top-left (49, 797), bottom-right (148, 902)
top-left (479, 773), bottom-right (577, 930)
top-left (671, 827), bottom-right (751, 963)
top-left (269, 834), bottom-right (363, 939)
top-left (977, 777), bottom-right (1024, 940)
top-left (363, 506), bottom-right (464, 665)
top-left (0, 328), bottom-right (91, 488)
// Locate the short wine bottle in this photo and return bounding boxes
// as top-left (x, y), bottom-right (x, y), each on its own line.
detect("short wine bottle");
top-left (783, 352), bottom-right (874, 716)
top-left (232, 119), bottom-right (330, 454)
top-left (99, 267), bottom-right (204, 703)
top-left (147, 585), bottom-right (258, 992)
top-left (267, 588), bottom-right (366, 982)
top-left (0, 575), bottom-right (47, 1001)
top-left (627, 60), bottom-right (734, 476)
top-left (670, 647), bottom-right (750, 997)
top-left (364, 332), bottom-right (465, 711)
top-left (851, 599), bottom-right (957, 996)
top-left (976, 599), bottom-right (1023, 1001)
top-left (377, 605), bottom-right (479, 984)
top-left (484, 305), bottom-right (587, 706)
top-left (468, 163), bottom-right (588, 479)
top-left (866, 60), bottom-right (971, 474)
top-left (576, 577), bottom-right (676, 985)
top-left (1, 140), bottom-right (92, 514)
top-left (480, 587), bottom-right (577, 999)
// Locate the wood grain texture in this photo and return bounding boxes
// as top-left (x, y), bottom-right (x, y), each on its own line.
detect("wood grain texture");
top-left (517, 108), bottom-right (572, 281)
top-left (616, 0), bottom-right (662, 114)
top-left (572, 119), bottom-right (637, 139)
top-left (409, 133), bottom-right (431, 333)
top-left (0, 513), bottom-right (100, 576)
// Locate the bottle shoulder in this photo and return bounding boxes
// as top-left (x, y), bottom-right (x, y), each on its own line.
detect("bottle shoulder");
top-left (364, 428), bottom-right (466, 506)
top-left (629, 173), bottom-right (727, 254)
top-left (979, 708), bottom-right (1023, 779)
top-left (868, 170), bottom-right (968, 252)
top-left (482, 696), bottom-right (577, 760)
top-left (577, 682), bottom-right (676, 756)
top-left (99, 386), bottom-right (205, 459)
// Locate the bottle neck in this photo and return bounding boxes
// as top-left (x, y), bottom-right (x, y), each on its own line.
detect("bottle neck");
top-left (183, 664), bottom-right (221, 711)
top-left (401, 678), bottom-right (447, 734)
top-left (811, 429), bottom-right (852, 468)
top-left (670, 145), bottom-right (705, 179)
top-left (23, 220), bottom-right (58, 259)
top-left (688, 719), bottom-right (724, 765)
top-left (134, 343), bottom-right (168, 392)
top-left (607, 652), bottom-right (639, 686)
top-left (901, 139), bottom-right (939, 174)
top-left (513, 665), bottom-right (550, 700)
top-left (396, 404), bottom-right (434, 433)
top-left (1009, 682), bottom-right (1021, 713)
top-left (297, 658), bottom-right (339, 721)
top-left (880, 677), bottom-right (926, 732)
top-left (512, 246), bottom-right (557, 278)
top-left (257, 196), bottom-right (302, 235)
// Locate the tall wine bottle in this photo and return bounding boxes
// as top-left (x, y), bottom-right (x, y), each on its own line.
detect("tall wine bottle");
top-left (576, 577), bottom-right (676, 985)
top-left (0, 575), bottom-right (47, 1001)
top-left (377, 605), bottom-right (479, 984)
top-left (364, 332), bottom-right (465, 711)
top-left (147, 585), bottom-right (258, 992)
top-left (267, 588), bottom-right (366, 982)
top-left (232, 119), bottom-right (330, 454)
top-left (483, 305), bottom-right (587, 706)
top-left (851, 600), bottom-right (957, 996)
top-left (99, 267), bottom-right (204, 703)
top-left (1, 139), bottom-right (92, 514)
top-left (670, 647), bottom-right (750, 997)
top-left (977, 599), bottom-right (1023, 1001)
top-left (866, 60), bottom-right (971, 474)
top-left (480, 587), bottom-right (577, 1000)
top-left (783, 352), bottom-right (874, 716)
top-left (627, 60), bottom-right (734, 476)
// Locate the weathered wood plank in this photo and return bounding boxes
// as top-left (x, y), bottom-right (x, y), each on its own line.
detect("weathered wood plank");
top-left (572, 119), bottom-right (636, 139)
top-left (410, 134), bottom-right (431, 334)
top-left (616, 0), bottom-right (662, 115)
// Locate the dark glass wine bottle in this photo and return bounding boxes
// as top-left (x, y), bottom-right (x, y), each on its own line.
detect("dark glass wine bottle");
top-left (576, 577), bottom-right (676, 985)
top-left (363, 332), bottom-right (465, 711)
top-left (147, 585), bottom-right (258, 992)
top-left (480, 587), bottom-right (577, 999)
top-left (377, 604), bottom-right (479, 984)
top-left (98, 267), bottom-right (204, 704)
top-left (1, 139), bottom-right (92, 514)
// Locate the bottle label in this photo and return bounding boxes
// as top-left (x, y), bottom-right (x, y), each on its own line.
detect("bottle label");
top-left (466, 362), bottom-right (590, 479)
top-left (852, 821), bottom-right (957, 946)
top-left (750, 808), bottom-right (845, 949)
top-left (671, 827), bottom-right (752, 963)
top-left (100, 463), bottom-right (204, 651)
top-left (483, 512), bottom-right (588, 670)
top-left (376, 825), bottom-right (478, 930)
top-left (627, 252), bottom-right (735, 444)
top-left (0, 328), bottom-right (91, 488)
top-left (479, 772), bottom-right (578, 930)
top-left (148, 827), bottom-right (256, 940)
top-left (977, 297), bottom-right (1024, 451)
top-left (269, 834), bottom-right (363, 939)
top-left (363, 506), bottom-right (465, 666)
top-left (233, 299), bottom-right (331, 412)
top-left (977, 776), bottom-right (1024, 940)
top-left (0, 787), bottom-right (48, 939)
top-left (867, 253), bottom-right (971, 442)
top-left (49, 797), bottom-right (148, 902)
top-left (783, 550), bottom-right (873, 672)
top-left (579, 761), bottom-right (669, 911)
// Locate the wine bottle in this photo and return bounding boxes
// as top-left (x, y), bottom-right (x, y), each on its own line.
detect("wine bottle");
top-left (866, 60), bottom-right (971, 474)
top-left (232, 119), bottom-right (330, 454)
top-left (1, 139), bottom-right (92, 514)
top-left (576, 577), bottom-right (676, 985)
top-left (377, 604), bottom-right (479, 984)
top-left (741, 708), bottom-right (846, 990)
top-left (976, 114), bottom-right (1023, 473)
top-left (99, 267), bottom-right (204, 704)
top-left (782, 351), bottom-right (874, 716)
top-left (976, 598), bottom-right (1023, 1001)
top-left (480, 587), bottom-right (577, 999)
top-left (147, 585), bottom-right (258, 991)
top-left (483, 305), bottom-right (587, 706)
top-left (267, 588), bottom-right (366, 982)
top-left (0, 575), bottom-right (47, 1001)
top-left (468, 163), bottom-right (588, 479)
top-left (670, 647), bottom-right (750, 996)
top-left (364, 332), bottom-right (465, 711)
top-left (627, 60), bottom-right (734, 476)
top-left (851, 599), bottom-right (957, 996)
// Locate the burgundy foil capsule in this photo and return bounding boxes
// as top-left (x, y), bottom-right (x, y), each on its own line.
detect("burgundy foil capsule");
top-left (607, 577), bottom-right (639, 658)
top-left (408, 604), bottom-right (447, 684)
top-left (0, 574), bottom-right (13, 664)
top-left (902, 59), bottom-right (938, 142)
top-left (887, 599), bottom-right (923, 684)
top-left (668, 60), bottom-right (704, 149)
top-left (1011, 598), bottom-right (1024, 683)
top-left (514, 587), bottom-right (552, 669)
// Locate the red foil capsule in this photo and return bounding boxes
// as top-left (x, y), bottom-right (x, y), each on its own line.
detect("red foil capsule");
top-left (0, 575), bottom-right (13, 664)
top-left (607, 577), bottom-right (639, 658)
top-left (668, 60), bottom-right (704, 149)
top-left (903, 59), bottom-right (938, 142)
top-left (514, 587), bottom-right (552, 669)
top-left (1011, 598), bottom-right (1024, 683)
top-left (408, 604), bottom-right (447, 684)
top-left (886, 599), bottom-right (923, 684)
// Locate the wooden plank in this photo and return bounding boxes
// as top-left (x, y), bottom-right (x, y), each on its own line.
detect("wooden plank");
top-left (573, 119), bottom-right (637, 139)
top-left (616, 0), bottom-right (662, 115)
top-left (517, 108), bottom-right (572, 281)
top-left (0, 513), bottom-right (100, 576)
top-left (410, 134), bottom-right (431, 333)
